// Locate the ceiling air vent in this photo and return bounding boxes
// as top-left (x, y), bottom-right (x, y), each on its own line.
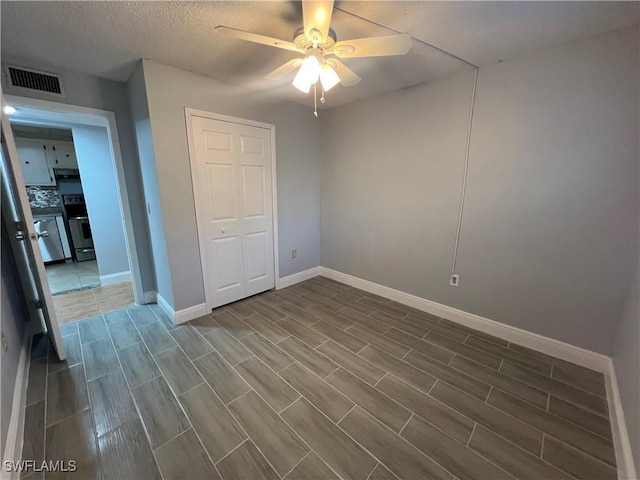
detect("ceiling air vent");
top-left (4, 65), bottom-right (65, 97)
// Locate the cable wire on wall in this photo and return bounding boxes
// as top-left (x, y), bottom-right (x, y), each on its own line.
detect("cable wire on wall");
top-left (334, 5), bottom-right (480, 279)
top-left (451, 67), bottom-right (478, 275)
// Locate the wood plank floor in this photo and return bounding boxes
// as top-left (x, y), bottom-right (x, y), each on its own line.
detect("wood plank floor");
top-left (23, 276), bottom-right (617, 479)
top-left (52, 281), bottom-right (135, 324)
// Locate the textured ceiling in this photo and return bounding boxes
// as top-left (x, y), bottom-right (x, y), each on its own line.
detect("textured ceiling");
top-left (1, 1), bottom-right (638, 109)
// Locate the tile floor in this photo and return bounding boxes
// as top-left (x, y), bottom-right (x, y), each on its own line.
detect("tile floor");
top-left (51, 282), bottom-right (135, 324)
top-left (45, 260), bottom-right (100, 295)
top-left (22, 277), bottom-right (617, 479)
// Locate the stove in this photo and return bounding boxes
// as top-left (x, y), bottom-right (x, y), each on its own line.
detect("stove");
top-left (62, 194), bottom-right (96, 262)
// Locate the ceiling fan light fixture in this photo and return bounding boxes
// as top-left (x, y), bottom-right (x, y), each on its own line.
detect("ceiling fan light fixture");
top-left (319, 63), bottom-right (340, 91)
top-left (292, 54), bottom-right (320, 93)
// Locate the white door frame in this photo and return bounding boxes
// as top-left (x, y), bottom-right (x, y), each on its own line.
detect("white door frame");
top-left (185, 108), bottom-right (280, 311)
top-left (6, 94), bottom-right (145, 305)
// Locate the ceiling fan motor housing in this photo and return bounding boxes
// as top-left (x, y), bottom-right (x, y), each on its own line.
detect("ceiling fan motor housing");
top-left (293, 26), bottom-right (337, 53)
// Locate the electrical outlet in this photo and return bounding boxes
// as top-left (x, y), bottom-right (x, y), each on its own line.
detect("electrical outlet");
top-left (449, 274), bottom-right (459, 287)
top-left (1, 333), bottom-right (8, 352)
top-left (291, 249), bottom-right (297, 259)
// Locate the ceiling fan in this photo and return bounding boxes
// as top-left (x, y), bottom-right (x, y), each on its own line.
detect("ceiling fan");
top-left (215, 0), bottom-right (412, 109)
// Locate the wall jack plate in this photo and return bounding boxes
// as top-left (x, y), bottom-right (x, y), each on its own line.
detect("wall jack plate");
top-left (449, 274), bottom-right (460, 287)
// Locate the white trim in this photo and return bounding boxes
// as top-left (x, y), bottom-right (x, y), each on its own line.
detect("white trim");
top-left (143, 290), bottom-right (157, 304)
top-left (606, 361), bottom-right (638, 480)
top-left (103, 108), bottom-right (144, 305)
top-left (270, 127), bottom-right (280, 290)
top-left (278, 267), bottom-right (320, 289)
top-left (5, 95), bottom-right (145, 306)
top-left (99, 270), bottom-right (131, 286)
top-left (318, 267), bottom-right (611, 373)
top-left (156, 293), bottom-right (174, 321)
top-left (175, 303), bottom-right (209, 325)
top-left (184, 108), bottom-right (279, 309)
top-left (156, 293), bottom-right (208, 326)
top-left (1, 330), bottom-right (31, 480)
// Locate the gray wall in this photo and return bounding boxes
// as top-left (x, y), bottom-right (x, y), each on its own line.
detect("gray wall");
top-left (320, 69), bottom-right (474, 295)
top-left (321, 25), bottom-right (639, 355)
top-left (613, 265), bottom-right (640, 474)
top-left (1, 220), bottom-right (29, 457)
top-left (126, 63), bottom-right (172, 305)
top-left (1, 58), bottom-right (156, 296)
top-left (72, 125), bottom-right (130, 278)
top-left (139, 60), bottom-right (322, 311)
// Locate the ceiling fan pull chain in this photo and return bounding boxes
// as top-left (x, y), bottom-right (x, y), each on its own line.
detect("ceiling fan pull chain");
top-left (314, 82), bottom-right (318, 117)
top-left (321, 84), bottom-right (326, 104)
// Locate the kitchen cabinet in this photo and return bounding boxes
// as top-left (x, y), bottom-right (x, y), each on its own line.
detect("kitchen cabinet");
top-left (15, 138), bottom-right (79, 185)
top-left (48, 142), bottom-right (78, 169)
top-left (15, 139), bottom-right (55, 186)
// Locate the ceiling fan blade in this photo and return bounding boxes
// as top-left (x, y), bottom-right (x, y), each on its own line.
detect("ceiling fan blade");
top-left (328, 59), bottom-right (361, 87)
top-left (215, 26), bottom-right (300, 52)
top-left (264, 59), bottom-right (303, 80)
top-left (302, 0), bottom-right (334, 42)
top-left (334, 33), bottom-right (412, 58)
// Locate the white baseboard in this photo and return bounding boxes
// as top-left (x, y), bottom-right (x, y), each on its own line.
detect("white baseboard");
top-left (156, 293), bottom-right (208, 326)
top-left (1, 330), bottom-right (31, 480)
top-left (175, 303), bottom-right (208, 325)
top-left (142, 290), bottom-right (157, 304)
top-left (318, 267), bottom-right (611, 373)
top-left (99, 270), bottom-right (132, 286)
top-left (606, 361), bottom-right (638, 480)
top-left (277, 267), bottom-right (320, 289)
top-left (156, 293), bottom-right (174, 322)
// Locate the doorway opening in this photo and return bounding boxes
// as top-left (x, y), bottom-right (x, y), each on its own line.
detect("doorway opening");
top-left (5, 96), bottom-right (143, 326)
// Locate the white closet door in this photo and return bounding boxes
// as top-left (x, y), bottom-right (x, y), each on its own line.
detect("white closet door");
top-left (190, 115), bottom-right (274, 309)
